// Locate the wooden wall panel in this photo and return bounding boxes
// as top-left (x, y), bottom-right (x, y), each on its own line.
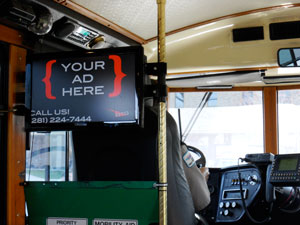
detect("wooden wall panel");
top-left (0, 24), bottom-right (33, 50)
top-left (263, 87), bottom-right (278, 155)
top-left (0, 25), bottom-right (24, 47)
top-left (6, 45), bottom-right (26, 225)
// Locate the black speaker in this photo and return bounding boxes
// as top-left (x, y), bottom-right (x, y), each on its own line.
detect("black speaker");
top-left (53, 17), bottom-right (76, 38)
top-left (233, 26), bottom-right (264, 42)
top-left (270, 20), bottom-right (300, 40)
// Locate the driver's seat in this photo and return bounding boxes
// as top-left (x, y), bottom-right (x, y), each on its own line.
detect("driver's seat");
top-left (165, 110), bottom-right (198, 225)
top-left (165, 109), bottom-right (210, 225)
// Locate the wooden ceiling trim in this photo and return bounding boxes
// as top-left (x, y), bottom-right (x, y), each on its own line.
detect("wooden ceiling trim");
top-left (53, 0), bottom-right (147, 44)
top-left (277, 84), bottom-right (300, 90)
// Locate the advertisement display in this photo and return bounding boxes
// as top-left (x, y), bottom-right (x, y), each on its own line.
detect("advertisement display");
top-left (25, 46), bottom-right (144, 130)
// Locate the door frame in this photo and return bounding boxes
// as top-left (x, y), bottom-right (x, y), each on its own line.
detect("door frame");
top-left (0, 41), bottom-right (9, 225)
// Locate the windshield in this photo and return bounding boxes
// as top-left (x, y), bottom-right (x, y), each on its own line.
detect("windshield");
top-left (168, 91), bottom-right (264, 167)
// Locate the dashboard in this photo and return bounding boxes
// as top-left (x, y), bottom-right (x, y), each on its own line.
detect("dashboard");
top-left (201, 154), bottom-right (300, 225)
top-left (216, 166), bottom-right (261, 222)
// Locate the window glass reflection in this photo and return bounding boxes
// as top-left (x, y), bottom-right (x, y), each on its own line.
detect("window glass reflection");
top-left (278, 89), bottom-right (300, 154)
top-left (168, 91), bottom-right (264, 167)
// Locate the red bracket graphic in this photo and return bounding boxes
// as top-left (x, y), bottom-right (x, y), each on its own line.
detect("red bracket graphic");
top-left (109, 55), bottom-right (127, 98)
top-left (42, 60), bottom-right (56, 100)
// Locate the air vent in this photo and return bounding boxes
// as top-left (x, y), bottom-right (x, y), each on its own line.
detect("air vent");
top-left (9, 1), bottom-right (35, 23)
top-left (232, 27), bottom-right (264, 42)
top-left (270, 21), bottom-right (300, 40)
top-left (0, 0), bottom-right (36, 27)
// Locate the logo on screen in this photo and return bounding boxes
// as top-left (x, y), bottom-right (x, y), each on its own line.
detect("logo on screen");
top-left (108, 109), bottom-right (129, 117)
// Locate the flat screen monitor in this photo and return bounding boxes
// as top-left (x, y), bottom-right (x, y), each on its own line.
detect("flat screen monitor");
top-left (25, 46), bottom-right (144, 130)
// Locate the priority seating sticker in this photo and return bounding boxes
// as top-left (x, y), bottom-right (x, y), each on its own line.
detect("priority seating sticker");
top-left (93, 219), bottom-right (138, 225)
top-left (47, 217), bottom-right (87, 225)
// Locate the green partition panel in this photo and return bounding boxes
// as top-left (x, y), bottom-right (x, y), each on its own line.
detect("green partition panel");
top-left (25, 181), bottom-right (158, 225)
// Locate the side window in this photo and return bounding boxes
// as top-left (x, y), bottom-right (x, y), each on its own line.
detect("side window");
top-left (278, 89), bottom-right (300, 154)
top-left (26, 131), bottom-right (76, 181)
top-left (175, 92), bottom-right (184, 108)
top-left (168, 91), bottom-right (264, 167)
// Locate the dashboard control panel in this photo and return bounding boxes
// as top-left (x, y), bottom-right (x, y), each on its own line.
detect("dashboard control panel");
top-left (269, 154), bottom-right (300, 186)
top-left (216, 167), bottom-right (261, 223)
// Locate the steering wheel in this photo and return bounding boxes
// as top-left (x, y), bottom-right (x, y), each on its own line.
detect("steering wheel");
top-left (186, 145), bottom-right (206, 168)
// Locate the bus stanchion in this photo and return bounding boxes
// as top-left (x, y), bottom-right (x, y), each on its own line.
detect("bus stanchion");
top-left (156, 1), bottom-right (167, 225)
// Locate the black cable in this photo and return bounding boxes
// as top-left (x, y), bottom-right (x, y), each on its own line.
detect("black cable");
top-left (280, 187), bottom-right (300, 213)
top-left (279, 187), bottom-right (295, 209)
top-left (237, 158), bottom-right (272, 224)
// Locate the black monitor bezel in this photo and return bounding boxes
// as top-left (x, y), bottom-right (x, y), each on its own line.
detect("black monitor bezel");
top-left (25, 46), bottom-right (144, 131)
top-left (273, 154), bottom-right (300, 172)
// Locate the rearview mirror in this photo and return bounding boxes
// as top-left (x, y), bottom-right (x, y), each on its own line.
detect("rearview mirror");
top-left (278, 48), bottom-right (300, 67)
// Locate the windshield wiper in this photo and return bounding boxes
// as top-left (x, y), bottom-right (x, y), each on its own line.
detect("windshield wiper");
top-left (181, 92), bottom-right (212, 142)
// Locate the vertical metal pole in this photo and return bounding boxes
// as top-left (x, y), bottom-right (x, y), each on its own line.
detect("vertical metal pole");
top-left (46, 132), bottom-right (50, 181)
top-left (156, 1), bottom-right (167, 225)
top-left (65, 131), bottom-right (70, 181)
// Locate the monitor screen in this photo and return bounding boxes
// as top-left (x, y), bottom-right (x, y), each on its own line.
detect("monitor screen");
top-left (278, 158), bottom-right (298, 171)
top-left (25, 46), bottom-right (144, 130)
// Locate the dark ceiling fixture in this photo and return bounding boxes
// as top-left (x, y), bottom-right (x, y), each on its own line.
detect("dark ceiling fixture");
top-left (52, 17), bottom-right (102, 49)
top-left (0, 0), bottom-right (53, 35)
top-left (27, 3), bottom-right (53, 35)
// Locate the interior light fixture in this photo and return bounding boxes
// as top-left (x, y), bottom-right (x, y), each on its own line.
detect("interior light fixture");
top-left (152, 24), bottom-right (234, 52)
top-left (196, 85), bottom-right (233, 90)
top-left (193, 22), bottom-right (217, 31)
top-left (88, 35), bottom-right (106, 49)
top-left (167, 24), bottom-right (234, 46)
top-left (263, 67), bottom-right (300, 84)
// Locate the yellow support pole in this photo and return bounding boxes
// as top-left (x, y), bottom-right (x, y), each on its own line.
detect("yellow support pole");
top-left (157, 0), bottom-right (166, 63)
top-left (156, 1), bottom-right (167, 225)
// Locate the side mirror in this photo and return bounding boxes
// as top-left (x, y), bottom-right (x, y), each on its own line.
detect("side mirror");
top-left (278, 48), bottom-right (300, 67)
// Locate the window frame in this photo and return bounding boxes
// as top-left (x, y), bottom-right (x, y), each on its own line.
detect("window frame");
top-left (0, 41), bottom-right (9, 225)
top-left (169, 85), bottom-right (300, 156)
